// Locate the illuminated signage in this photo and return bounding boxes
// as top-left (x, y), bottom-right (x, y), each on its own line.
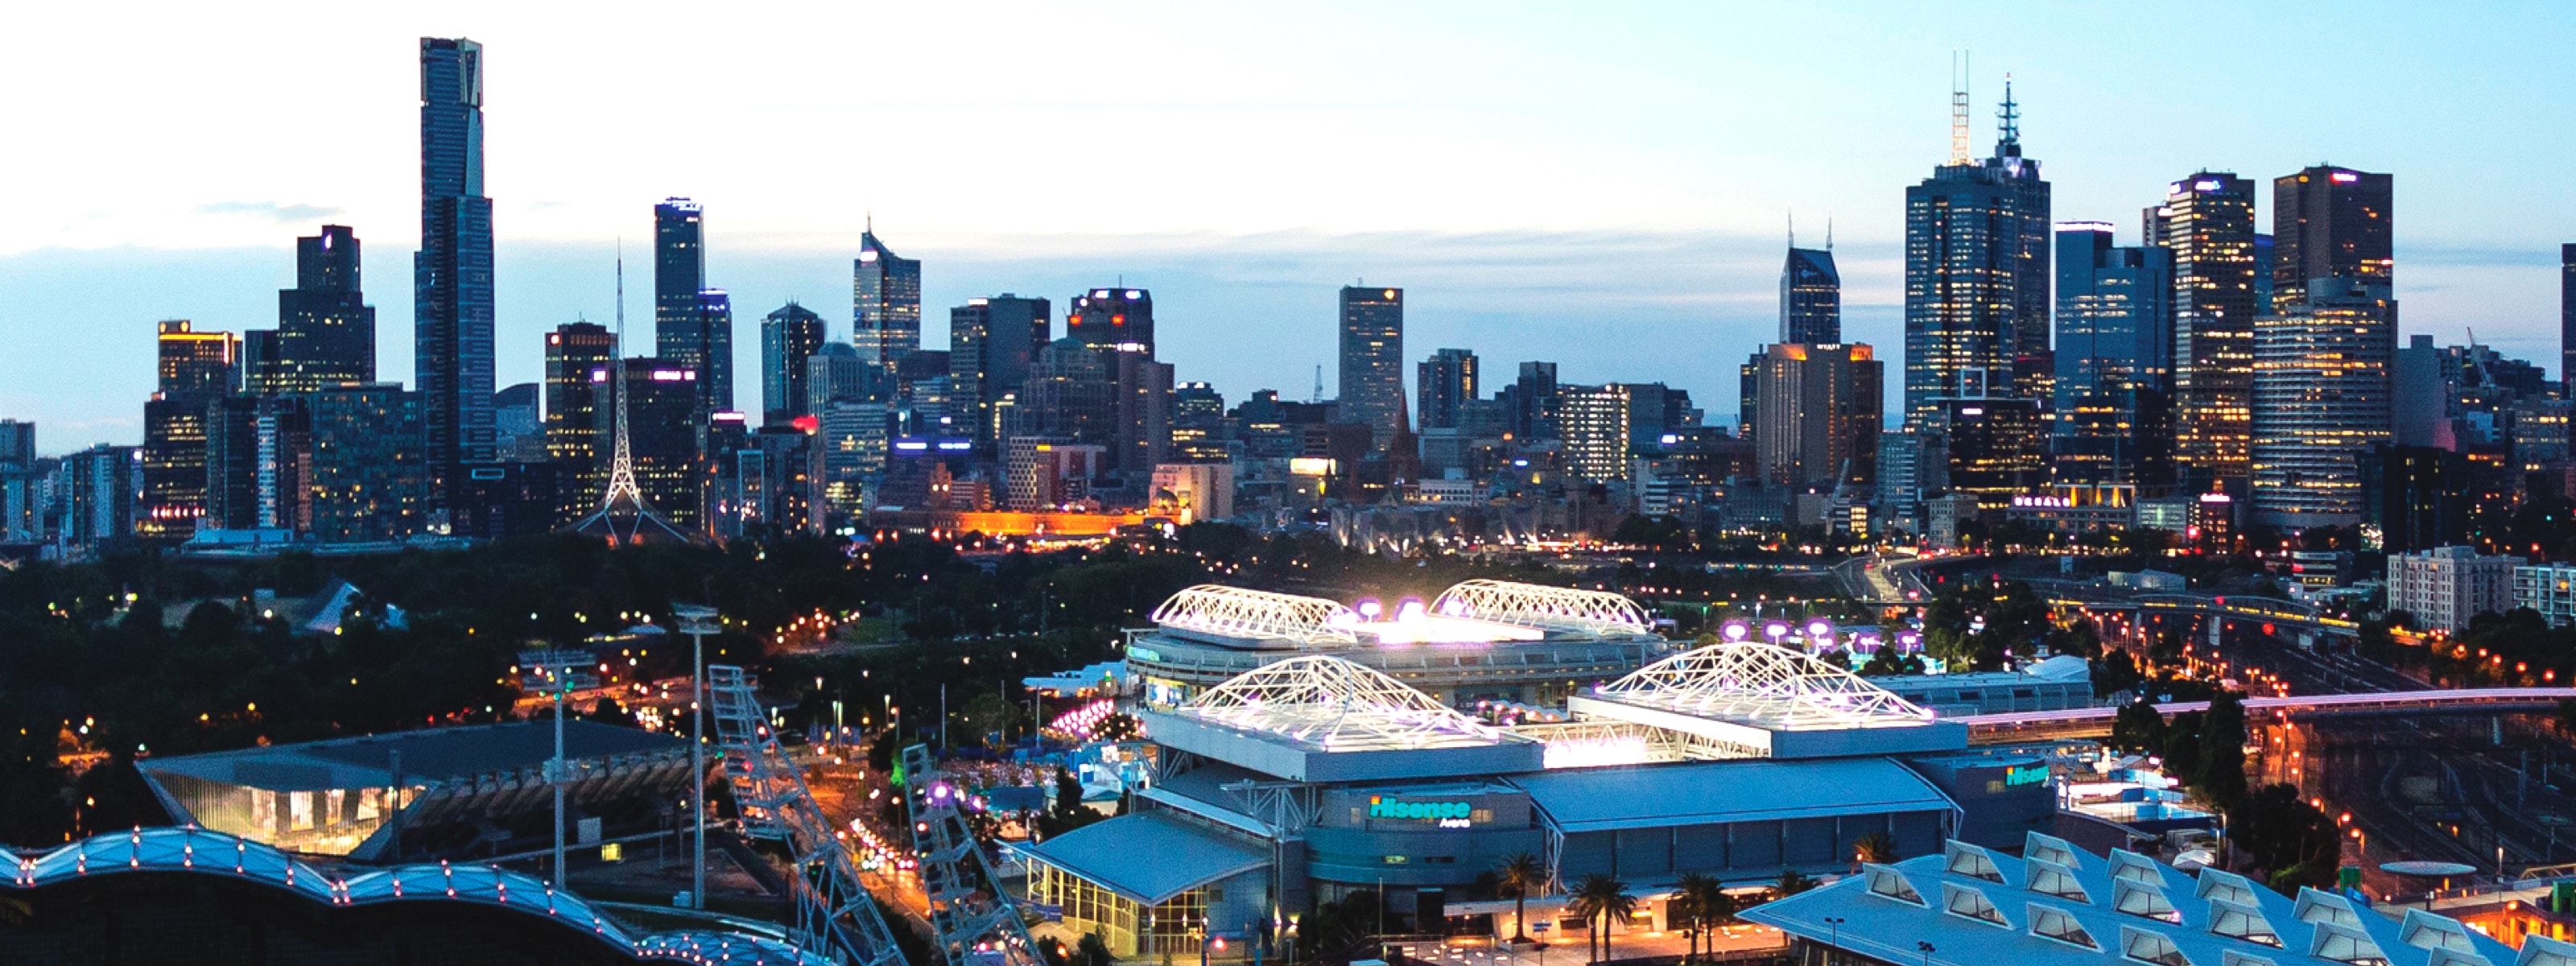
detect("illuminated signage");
top-left (1371, 796), bottom-right (1474, 828)
top-left (2005, 764), bottom-right (2049, 787)
top-left (1126, 646), bottom-right (1163, 663)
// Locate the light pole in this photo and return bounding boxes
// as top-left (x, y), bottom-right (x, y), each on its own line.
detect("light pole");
top-left (1917, 940), bottom-right (1936, 966)
top-left (518, 650), bottom-right (595, 892)
top-left (674, 603), bottom-right (720, 910)
top-left (1823, 916), bottom-right (1845, 962)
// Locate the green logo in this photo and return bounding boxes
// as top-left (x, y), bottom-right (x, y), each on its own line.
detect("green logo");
top-left (1370, 796), bottom-right (1473, 824)
top-left (2005, 764), bottom-right (2049, 787)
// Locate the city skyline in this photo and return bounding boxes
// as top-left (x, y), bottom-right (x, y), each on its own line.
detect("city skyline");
top-left (6, 3), bottom-right (2576, 452)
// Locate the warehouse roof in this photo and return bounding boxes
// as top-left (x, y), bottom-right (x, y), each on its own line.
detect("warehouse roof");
top-left (140, 720), bottom-right (683, 791)
top-left (1023, 812), bottom-right (1270, 905)
top-left (1505, 758), bottom-right (1955, 832)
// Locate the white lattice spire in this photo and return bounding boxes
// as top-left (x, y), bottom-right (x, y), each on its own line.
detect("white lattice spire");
top-left (572, 249), bottom-right (689, 544)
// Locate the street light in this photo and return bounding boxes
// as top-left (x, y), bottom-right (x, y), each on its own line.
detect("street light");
top-left (518, 649), bottom-right (596, 891)
top-left (673, 603), bottom-right (721, 910)
top-left (1823, 916), bottom-right (1845, 959)
top-left (1917, 940), bottom-right (1936, 966)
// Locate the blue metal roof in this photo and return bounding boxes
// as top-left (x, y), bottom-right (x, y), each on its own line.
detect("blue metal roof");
top-left (139, 720), bottom-right (684, 791)
top-left (1023, 812), bottom-right (1270, 904)
top-left (1740, 832), bottom-right (2536, 966)
top-left (1505, 758), bottom-right (1957, 832)
top-left (6, 826), bottom-right (831, 965)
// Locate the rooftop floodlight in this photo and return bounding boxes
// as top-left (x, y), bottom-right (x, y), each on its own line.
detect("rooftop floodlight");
top-left (1356, 598), bottom-right (1384, 620)
top-left (1720, 620), bottom-right (1752, 642)
top-left (1763, 621), bottom-right (1792, 642)
top-left (1805, 618), bottom-right (1835, 639)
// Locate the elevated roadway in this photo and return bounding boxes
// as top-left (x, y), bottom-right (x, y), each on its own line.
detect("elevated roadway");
top-left (1961, 687), bottom-right (2576, 743)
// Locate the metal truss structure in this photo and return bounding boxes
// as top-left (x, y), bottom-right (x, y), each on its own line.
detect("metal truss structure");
top-left (1181, 654), bottom-right (1505, 750)
top-left (1430, 579), bottom-right (1654, 638)
top-left (706, 666), bottom-right (904, 966)
top-left (901, 745), bottom-right (1045, 966)
top-left (571, 253), bottom-right (693, 546)
top-left (1593, 642), bottom-right (1937, 731)
top-left (1509, 718), bottom-right (1767, 766)
top-left (1151, 584), bottom-right (1360, 646)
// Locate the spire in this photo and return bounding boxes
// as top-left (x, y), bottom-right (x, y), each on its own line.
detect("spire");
top-left (1826, 215), bottom-right (1834, 251)
top-left (1995, 72), bottom-right (2021, 157)
top-left (572, 245), bottom-right (691, 545)
top-left (1949, 50), bottom-right (1973, 165)
top-left (1787, 209), bottom-right (1797, 249)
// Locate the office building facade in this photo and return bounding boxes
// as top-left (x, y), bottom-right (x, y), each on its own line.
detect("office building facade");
top-left (1780, 246), bottom-right (1841, 343)
top-left (2153, 172), bottom-right (2260, 491)
top-left (651, 198), bottom-right (706, 375)
top-left (305, 385), bottom-right (427, 542)
top-left (2387, 546), bottom-right (2516, 633)
top-left (2272, 166), bottom-right (2392, 312)
top-left (1417, 348), bottom-right (1478, 432)
top-left (1744, 344), bottom-right (1880, 489)
top-left (852, 228), bottom-right (921, 374)
top-left (415, 37), bottom-right (497, 514)
top-left (948, 295), bottom-right (1051, 449)
top-left (761, 302), bottom-right (827, 427)
top-left (2051, 224), bottom-right (2174, 485)
top-left (1558, 384), bottom-right (1633, 484)
top-left (1902, 100), bottom-right (2049, 428)
top-left (1070, 287), bottom-right (1154, 358)
top-left (1337, 286), bottom-right (1405, 451)
top-left (2249, 281), bottom-right (2396, 527)
top-left (140, 320), bottom-right (237, 539)
top-left (253, 225), bottom-right (375, 394)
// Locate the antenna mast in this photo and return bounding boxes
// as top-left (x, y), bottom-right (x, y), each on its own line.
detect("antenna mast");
top-left (1949, 50), bottom-right (1973, 165)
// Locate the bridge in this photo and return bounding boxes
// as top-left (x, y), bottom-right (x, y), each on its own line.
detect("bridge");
top-left (1961, 687), bottom-right (2576, 742)
top-left (2027, 578), bottom-right (2363, 643)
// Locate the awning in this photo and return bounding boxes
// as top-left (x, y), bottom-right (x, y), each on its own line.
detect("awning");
top-left (1024, 813), bottom-right (1270, 905)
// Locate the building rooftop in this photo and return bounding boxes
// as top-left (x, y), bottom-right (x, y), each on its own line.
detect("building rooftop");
top-left (140, 720), bottom-right (684, 791)
top-left (1567, 642), bottom-right (1968, 758)
top-left (1139, 654), bottom-right (1547, 782)
top-left (1742, 831), bottom-right (2537, 966)
top-left (1505, 758), bottom-right (1956, 833)
top-left (1021, 812), bottom-right (1270, 905)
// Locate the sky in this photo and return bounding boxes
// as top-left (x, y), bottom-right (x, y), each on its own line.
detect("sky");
top-left (6, 1), bottom-right (2574, 455)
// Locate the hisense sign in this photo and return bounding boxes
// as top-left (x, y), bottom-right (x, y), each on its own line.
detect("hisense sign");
top-left (1370, 796), bottom-right (1474, 828)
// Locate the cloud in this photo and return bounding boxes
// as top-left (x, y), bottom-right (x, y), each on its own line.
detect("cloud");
top-left (196, 200), bottom-right (343, 223)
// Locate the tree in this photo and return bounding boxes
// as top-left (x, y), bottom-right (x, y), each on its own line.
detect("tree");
top-left (1567, 873), bottom-right (1635, 963)
top-left (2197, 691), bottom-right (2250, 808)
top-left (1856, 648), bottom-right (1925, 677)
top-left (1852, 831), bottom-right (1898, 870)
top-left (1673, 872), bottom-right (1731, 964)
top-left (1496, 852), bottom-right (1545, 943)
top-left (1774, 869), bottom-right (1818, 897)
top-left (2091, 650), bottom-right (2145, 700)
top-left (1074, 931), bottom-right (1117, 966)
top-left (2227, 782), bottom-right (2340, 889)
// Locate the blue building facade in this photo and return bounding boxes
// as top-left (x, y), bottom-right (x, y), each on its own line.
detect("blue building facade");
top-left (415, 38), bottom-right (497, 514)
top-left (2051, 224), bottom-right (2175, 485)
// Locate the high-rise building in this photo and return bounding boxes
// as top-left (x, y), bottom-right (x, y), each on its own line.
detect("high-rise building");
top-left (254, 225), bottom-right (375, 394)
top-left (305, 384), bottom-right (427, 542)
top-left (593, 359), bottom-right (703, 532)
top-left (1417, 348), bottom-right (1479, 432)
top-left (1337, 286), bottom-right (1405, 451)
top-left (1744, 344), bottom-right (1881, 489)
top-left (1070, 287), bottom-right (1154, 358)
top-left (1113, 351), bottom-right (1174, 487)
top-left (493, 382), bottom-right (542, 460)
top-left (2249, 280), bottom-right (2396, 527)
top-left (2272, 166), bottom-right (2392, 312)
top-left (1011, 337), bottom-right (1117, 454)
top-left (693, 288), bottom-right (733, 415)
top-left (52, 445), bottom-right (139, 554)
top-left (1506, 361), bottom-right (1560, 441)
top-left (141, 320), bottom-right (237, 538)
top-left (806, 342), bottom-right (881, 414)
top-left (2361, 444), bottom-right (2468, 552)
top-left (947, 294), bottom-right (1051, 449)
top-left (1942, 394), bottom-right (2046, 508)
top-left (1170, 381), bottom-right (1231, 463)
top-left (761, 302), bottom-right (827, 427)
top-left (205, 395), bottom-right (311, 533)
top-left (853, 226), bottom-right (921, 374)
top-left (1781, 246), bottom-right (1842, 344)
top-left (0, 420), bottom-right (34, 543)
top-left (2051, 223), bottom-right (2175, 485)
top-left (543, 322), bottom-right (615, 524)
top-left (652, 198), bottom-right (706, 367)
top-left (416, 37), bottom-right (497, 512)
top-left (1902, 83), bottom-right (2050, 427)
top-left (2153, 172), bottom-right (2260, 490)
top-left (2386, 546), bottom-right (2516, 633)
top-left (1558, 384), bottom-right (1633, 484)
top-left (2561, 244), bottom-right (2575, 386)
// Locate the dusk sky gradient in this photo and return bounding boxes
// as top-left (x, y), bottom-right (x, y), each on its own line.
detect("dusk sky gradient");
top-left (6, 1), bottom-right (2574, 454)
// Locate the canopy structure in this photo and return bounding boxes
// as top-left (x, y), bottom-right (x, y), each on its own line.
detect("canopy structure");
top-left (1567, 642), bottom-right (1965, 758)
top-left (1151, 585), bottom-right (1359, 647)
top-left (1180, 654), bottom-right (1502, 752)
top-left (1430, 579), bottom-right (1655, 638)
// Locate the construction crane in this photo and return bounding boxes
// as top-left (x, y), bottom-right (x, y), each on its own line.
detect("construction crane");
top-left (902, 744), bottom-right (1046, 966)
top-left (707, 665), bottom-right (906, 966)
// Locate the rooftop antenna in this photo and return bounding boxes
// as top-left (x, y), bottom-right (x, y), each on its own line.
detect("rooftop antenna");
top-left (1787, 209), bottom-right (1796, 249)
top-left (1996, 72), bottom-right (2021, 155)
top-left (1950, 50), bottom-right (1973, 165)
top-left (1312, 365), bottom-right (1325, 404)
top-left (1826, 215), bottom-right (1835, 250)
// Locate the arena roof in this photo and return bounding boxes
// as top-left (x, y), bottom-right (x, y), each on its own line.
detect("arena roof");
top-left (1742, 831), bottom-right (2537, 966)
top-left (1567, 642), bottom-right (1967, 758)
top-left (1140, 654), bottom-right (1546, 781)
top-left (140, 720), bottom-right (684, 791)
top-left (1505, 758), bottom-right (1957, 833)
top-left (1021, 812), bottom-right (1271, 905)
top-left (1144, 580), bottom-right (1661, 650)
top-left (6, 825), bottom-right (831, 966)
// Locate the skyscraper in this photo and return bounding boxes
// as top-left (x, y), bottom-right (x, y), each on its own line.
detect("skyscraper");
top-left (2272, 166), bottom-right (2392, 312)
top-left (593, 359), bottom-right (703, 532)
top-left (1508, 361), bottom-right (1559, 441)
top-left (853, 226), bottom-right (922, 374)
top-left (1417, 348), bottom-right (1479, 431)
top-left (2153, 172), bottom-right (2260, 490)
top-left (416, 37), bottom-right (497, 511)
top-left (305, 384), bottom-right (428, 542)
top-left (1745, 344), bottom-right (1881, 488)
top-left (1902, 81), bottom-right (2050, 428)
top-left (1070, 287), bottom-right (1154, 357)
top-left (2250, 280), bottom-right (2396, 527)
top-left (1337, 286), bottom-right (1405, 451)
top-left (694, 288), bottom-right (734, 414)
top-left (1780, 246), bottom-right (1842, 344)
top-left (762, 302), bottom-right (827, 427)
top-left (653, 198), bottom-right (706, 365)
top-left (543, 321), bottom-right (615, 524)
top-left (948, 295), bottom-right (1051, 450)
top-left (140, 320), bottom-right (237, 538)
top-left (2051, 223), bottom-right (2175, 485)
top-left (1558, 385), bottom-right (1633, 484)
top-left (257, 225), bottom-right (374, 394)
top-left (2563, 244), bottom-right (2576, 386)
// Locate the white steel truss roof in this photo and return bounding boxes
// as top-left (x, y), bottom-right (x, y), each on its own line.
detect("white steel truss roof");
top-left (1152, 585), bottom-right (1360, 646)
top-left (1592, 642), bottom-right (1938, 731)
top-left (1179, 654), bottom-right (1511, 750)
top-left (1430, 579), bottom-right (1654, 637)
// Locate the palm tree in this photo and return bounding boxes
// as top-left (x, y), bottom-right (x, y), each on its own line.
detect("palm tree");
top-left (1695, 886), bottom-right (1740, 958)
top-left (1673, 873), bottom-right (1728, 963)
top-left (1852, 830), bottom-right (1899, 871)
top-left (1496, 852), bottom-right (1546, 943)
top-left (1567, 873), bottom-right (1635, 964)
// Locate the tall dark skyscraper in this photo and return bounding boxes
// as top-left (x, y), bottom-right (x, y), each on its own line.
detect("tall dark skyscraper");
top-left (1902, 81), bottom-right (2050, 428)
top-left (255, 225), bottom-right (374, 394)
top-left (762, 302), bottom-right (827, 427)
top-left (141, 320), bottom-right (237, 538)
top-left (415, 37), bottom-right (497, 510)
top-left (2051, 223), bottom-right (2174, 485)
top-left (694, 288), bottom-right (734, 414)
top-left (1417, 348), bottom-right (1479, 431)
top-left (2153, 172), bottom-right (2260, 489)
top-left (1337, 286), bottom-right (1405, 451)
top-left (1780, 245), bottom-right (1841, 344)
top-left (2250, 279), bottom-right (2395, 527)
top-left (853, 225), bottom-right (922, 374)
top-left (544, 321), bottom-right (615, 524)
top-left (653, 198), bottom-right (710, 379)
top-left (948, 294), bottom-right (1051, 449)
top-left (2272, 166), bottom-right (2392, 312)
top-left (2563, 244), bottom-right (2576, 385)
top-left (1070, 287), bottom-right (1154, 358)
